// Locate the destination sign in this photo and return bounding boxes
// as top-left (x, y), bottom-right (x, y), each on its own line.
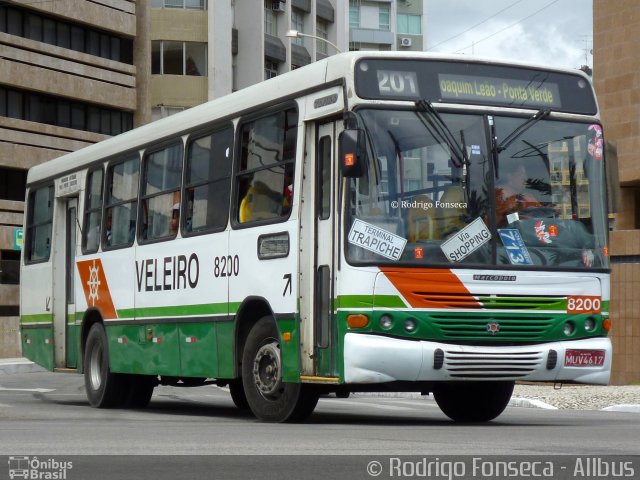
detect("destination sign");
top-left (354, 59), bottom-right (597, 114)
top-left (438, 74), bottom-right (561, 108)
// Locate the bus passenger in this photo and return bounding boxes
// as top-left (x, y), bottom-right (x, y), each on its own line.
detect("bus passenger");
top-left (495, 163), bottom-right (540, 226)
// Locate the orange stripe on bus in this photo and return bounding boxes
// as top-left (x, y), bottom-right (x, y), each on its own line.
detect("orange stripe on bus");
top-left (76, 259), bottom-right (118, 320)
top-left (379, 267), bottom-right (479, 309)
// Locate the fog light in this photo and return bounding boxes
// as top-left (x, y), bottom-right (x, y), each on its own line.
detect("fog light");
top-left (404, 318), bottom-right (418, 333)
top-left (379, 314), bottom-right (394, 330)
top-left (347, 314), bottom-right (369, 329)
top-left (563, 321), bottom-right (575, 336)
top-left (584, 317), bottom-right (596, 332)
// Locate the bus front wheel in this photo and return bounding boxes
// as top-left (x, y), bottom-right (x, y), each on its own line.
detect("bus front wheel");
top-left (241, 317), bottom-right (318, 422)
top-left (433, 381), bottom-right (515, 422)
top-left (83, 323), bottom-right (127, 408)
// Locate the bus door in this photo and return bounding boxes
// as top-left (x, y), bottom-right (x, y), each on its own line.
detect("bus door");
top-left (312, 122), bottom-right (337, 376)
top-left (53, 197), bottom-right (78, 369)
top-left (64, 199), bottom-right (78, 368)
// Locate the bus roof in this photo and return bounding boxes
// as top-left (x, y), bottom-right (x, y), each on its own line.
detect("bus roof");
top-left (26, 51), bottom-right (592, 185)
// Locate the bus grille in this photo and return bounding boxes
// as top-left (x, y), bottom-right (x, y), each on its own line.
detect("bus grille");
top-left (444, 350), bottom-right (544, 378)
top-left (410, 292), bottom-right (564, 310)
top-left (430, 314), bottom-right (555, 341)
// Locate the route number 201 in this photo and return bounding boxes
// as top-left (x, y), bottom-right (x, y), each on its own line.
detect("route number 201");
top-left (214, 255), bottom-right (239, 277)
top-left (567, 295), bottom-right (601, 314)
top-left (377, 70), bottom-right (419, 96)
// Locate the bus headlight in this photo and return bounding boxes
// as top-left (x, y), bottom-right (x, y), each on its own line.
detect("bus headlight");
top-left (404, 318), bottom-right (418, 333)
top-left (379, 315), bottom-right (394, 330)
top-left (563, 321), bottom-right (575, 336)
top-left (584, 317), bottom-right (596, 332)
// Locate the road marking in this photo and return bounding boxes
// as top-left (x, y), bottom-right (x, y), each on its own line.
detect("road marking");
top-left (319, 398), bottom-right (414, 411)
top-left (0, 387), bottom-right (55, 393)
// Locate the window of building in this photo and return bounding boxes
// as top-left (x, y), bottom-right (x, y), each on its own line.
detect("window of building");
top-left (105, 157), bottom-right (139, 248)
top-left (186, 42), bottom-right (206, 75)
top-left (184, 125), bottom-right (233, 234)
top-left (378, 5), bottom-right (390, 31)
top-left (141, 143), bottom-right (183, 241)
top-left (349, 3), bottom-right (360, 28)
top-left (0, 166), bottom-right (27, 202)
top-left (151, 41), bottom-right (207, 76)
top-left (0, 86), bottom-right (132, 135)
top-left (291, 8), bottom-right (305, 46)
top-left (83, 168), bottom-right (104, 254)
top-left (264, 4), bottom-right (277, 36)
top-left (152, 0), bottom-right (207, 8)
top-left (25, 185), bottom-right (54, 262)
top-left (316, 19), bottom-right (328, 55)
top-left (264, 59), bottom-right (279, 80)
top-left (397, 14), bottom-right (421, 34)
top-left (235, 108), bottom-right (297, 225)
top-left (0, 250), bottom-right (20, 285)
top-left (0, 5), bottom-right (133, 64)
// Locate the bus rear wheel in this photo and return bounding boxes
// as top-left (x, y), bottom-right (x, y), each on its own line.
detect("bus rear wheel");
top-left (433, 381), bottom-right (514, 422)
top-left (83, 323), bottom-right (127, 408)
top-left (123, 375), bottom-right (156, 408)
top-left (241, 317), bottom-right (318, 422)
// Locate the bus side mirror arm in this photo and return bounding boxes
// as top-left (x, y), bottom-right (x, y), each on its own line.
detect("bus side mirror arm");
top-left (338, 129), bottom-right (367, 178)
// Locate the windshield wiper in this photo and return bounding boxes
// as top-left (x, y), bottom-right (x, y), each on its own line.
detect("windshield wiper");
top-left (496, 108), bottom-right (551, 153)
top-left (415, 99), bottom-right (469, 167)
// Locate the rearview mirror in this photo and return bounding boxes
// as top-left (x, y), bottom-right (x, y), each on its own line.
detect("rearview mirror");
top-left (338, 129), bottom-right (367, 178)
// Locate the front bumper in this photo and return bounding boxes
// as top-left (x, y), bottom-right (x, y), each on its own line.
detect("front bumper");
top-left (343, 333), bottom-right (611, 385)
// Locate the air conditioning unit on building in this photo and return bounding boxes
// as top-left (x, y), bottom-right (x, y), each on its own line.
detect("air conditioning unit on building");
top-left (271, 1), bottom-right (285, 13)
top-left (400, 37), bottom-right (412, 47)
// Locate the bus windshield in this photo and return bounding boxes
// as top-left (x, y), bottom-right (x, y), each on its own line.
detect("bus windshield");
top-left (344, 108), bottom-right (609, 270)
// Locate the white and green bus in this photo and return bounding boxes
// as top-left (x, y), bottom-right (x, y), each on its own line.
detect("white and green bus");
top-left (20, 52), bottom-right (612, 422)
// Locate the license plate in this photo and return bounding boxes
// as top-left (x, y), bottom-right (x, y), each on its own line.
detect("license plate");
top-left (564, 349), bottom-right (605, 367)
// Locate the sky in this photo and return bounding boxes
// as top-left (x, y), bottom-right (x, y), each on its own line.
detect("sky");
top-left (425, 0), bottom-right (593, 70)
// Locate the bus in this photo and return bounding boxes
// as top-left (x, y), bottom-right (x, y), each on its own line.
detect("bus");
top-left (20, 52), bottom-right (611, 423)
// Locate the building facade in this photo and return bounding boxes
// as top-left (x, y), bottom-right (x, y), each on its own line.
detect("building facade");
top-left (593, 0), bottom-right (640, 384)
top-left (148, 0), bottom-right (427, 118)
top-left (0, 0), bottom-right (144, 356)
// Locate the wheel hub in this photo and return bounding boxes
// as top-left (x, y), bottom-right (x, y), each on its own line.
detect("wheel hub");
top-left (252, 341), bottom-right (282, 398)
top-left (89, 343), bottom-right (103, 390)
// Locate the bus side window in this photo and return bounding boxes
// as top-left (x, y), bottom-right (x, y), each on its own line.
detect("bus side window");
top-left (140, 142), bottom-right (183, 241)
top-left (104, 156), bottom-right (139, 248)
top-left (82, 168), bottom-right (103, 254)
top-left (235, 107), bottom-right (297, 224)
top-left (25, 184), bottom-right (54, 262)
top-left (184, 125), bottom-right (233, 233)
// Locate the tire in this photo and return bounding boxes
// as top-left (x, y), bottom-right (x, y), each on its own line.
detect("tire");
top-left (433, 381), bottom-right (515, 422)
top-left (83, 323), bottom-right (127, 408)
top-left (228, 379), bottom-right (250, 410)
top-left (241, 317), bottom-right (318, 422)
top-left (123, 375), bottom-right (156, 409)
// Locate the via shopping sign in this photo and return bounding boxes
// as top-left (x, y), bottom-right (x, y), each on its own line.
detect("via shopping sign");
top-left (13, 228), bottom-right (23, 251)
top-left (440, 217), bottom-right (491, 262)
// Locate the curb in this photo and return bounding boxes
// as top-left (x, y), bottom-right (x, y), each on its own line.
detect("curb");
top-left (601, 404), bottom-right (640, 413)
top-left (0, 358), bottom-right (45, 375)
top-left (509, 396), bottom-right (558, 410)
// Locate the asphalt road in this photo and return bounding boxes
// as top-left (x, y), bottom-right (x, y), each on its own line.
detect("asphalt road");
top-left (1, 371), bottom-right (639, 459)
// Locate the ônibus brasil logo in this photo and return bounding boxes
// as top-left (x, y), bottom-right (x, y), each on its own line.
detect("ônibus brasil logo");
top-left (8, 456), bottom-right (73, 479)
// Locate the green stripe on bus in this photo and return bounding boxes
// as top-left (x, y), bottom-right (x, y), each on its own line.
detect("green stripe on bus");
top-left (21, 314), bottom-right (53, 324)
top-left (335, 295), bottom-right (406, 309)
top-left (117, 301), bottom-right (243, 320)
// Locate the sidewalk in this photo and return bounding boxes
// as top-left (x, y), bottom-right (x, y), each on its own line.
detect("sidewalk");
top-left (0, 357), bottom-right (45, 375)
